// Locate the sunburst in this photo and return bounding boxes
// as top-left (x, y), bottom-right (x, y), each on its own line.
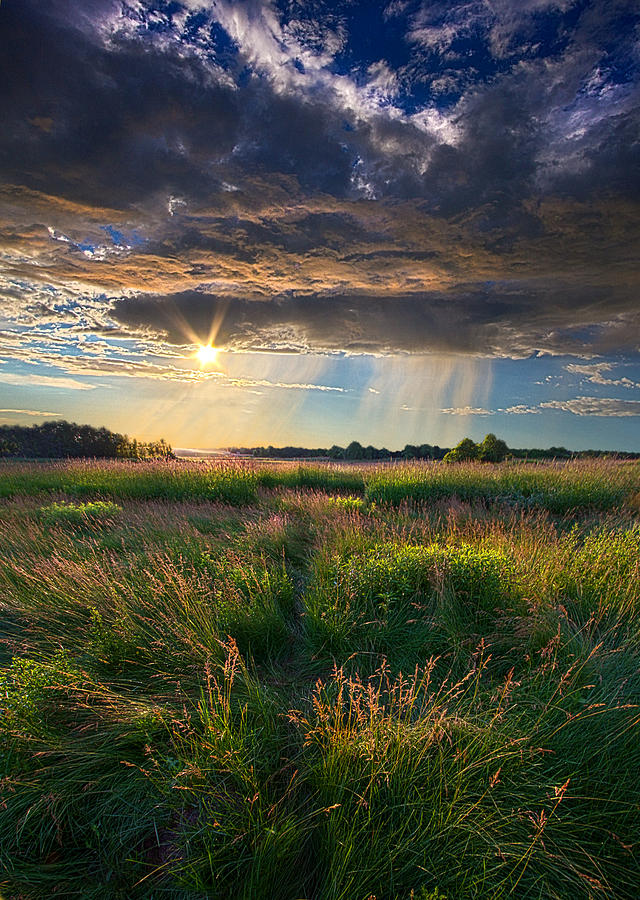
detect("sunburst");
top-left (196, 343), bottom-right (218, 366)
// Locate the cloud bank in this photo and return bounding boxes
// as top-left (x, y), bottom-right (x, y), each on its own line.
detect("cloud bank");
top-left (442, 396), bottom-right (640, 417)
top-left (0, 0), bottom-right (638, 369)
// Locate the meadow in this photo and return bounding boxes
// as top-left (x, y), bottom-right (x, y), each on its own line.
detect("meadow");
top-left (1, 457), bottom-right (640, 898)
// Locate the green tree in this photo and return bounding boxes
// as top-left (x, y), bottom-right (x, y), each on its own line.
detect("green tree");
top-left (344, 440), bottom-right (364, 460)
top-left (444, 437), bottom-right (478, 463)
top-left (477, 433), bottom-right (509, 462)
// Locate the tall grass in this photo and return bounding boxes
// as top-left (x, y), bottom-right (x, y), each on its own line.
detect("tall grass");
top-left (1, 459), bottom-right (640, 897)
top-left (303, 541), bottom-right (522, 674)
top-left (0, 459), bottom-right (365, 505)
top-left (2, 457), bottom-right (638, 512)
top-left (365, 459), bottom-right (639, 513)
top-left (0, 459), bottom-right (260, 505)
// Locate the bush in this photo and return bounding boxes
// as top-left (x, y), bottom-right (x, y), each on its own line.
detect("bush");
top-left (327, 495), bottom-right (366, 513)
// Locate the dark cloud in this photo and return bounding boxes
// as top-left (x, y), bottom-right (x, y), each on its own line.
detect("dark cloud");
top-left (1, 0), bottom-right (639, 361)
top-left (0, 2), bottom-right (242, 209)
top-left (4, 0), bottom-right (636, 212)
top-left (111, 279), bottom-right (640, 357)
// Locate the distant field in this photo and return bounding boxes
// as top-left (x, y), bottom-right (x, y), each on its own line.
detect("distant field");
top-left (1, 458), bottom-right (640, 898)
top-left (2, 456), bottom-right (639, 511)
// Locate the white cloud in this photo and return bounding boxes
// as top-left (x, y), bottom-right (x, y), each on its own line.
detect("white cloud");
top-left (441, 406), bottom-right (491, 415)
top-left (565, 362), bottom-right (638, 388)
top-left (456, 396), bottom-right (640, 417)
top-left (208, 0), bottom-right (455, 160)
top-left (0, 373), bottom-right (97, 390)
top-left (0, 408), bottom-right (61, 416)
top-left (540, 397), bottom-right (640, 417)
top-left (0, 332), bottom-right (348, 393)
top-left (409, 0), bottom-right (579, 60)
top-left (409, 23), bottom-right (462, 52)
top-left (500, 404), bottom-right (541, 414)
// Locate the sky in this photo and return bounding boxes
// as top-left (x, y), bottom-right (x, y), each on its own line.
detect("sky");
top-left (1, 0), bottom-right (639, 450)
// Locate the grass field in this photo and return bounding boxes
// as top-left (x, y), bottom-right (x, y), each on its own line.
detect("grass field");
top-left (1, 458), bottom-right (640, 898)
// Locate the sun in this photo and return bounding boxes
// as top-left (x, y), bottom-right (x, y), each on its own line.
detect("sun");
top-left (196, 343), bottom-right (218, 366)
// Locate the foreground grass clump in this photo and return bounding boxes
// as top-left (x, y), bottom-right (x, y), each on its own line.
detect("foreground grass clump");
top-left (304, 542), bottom-right (521, 672)
top-left (1, 458), bottom-right (640, 898)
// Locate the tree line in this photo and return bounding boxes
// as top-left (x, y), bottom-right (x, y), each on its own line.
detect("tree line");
top-left (1, 423), bottom-right (635, 461)
top-left (232, 434), bottom-right (640, 461)
top-left (232, 441), bottom-right (449, 460)
top-left (0, 421), bottom-right (174, 459)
